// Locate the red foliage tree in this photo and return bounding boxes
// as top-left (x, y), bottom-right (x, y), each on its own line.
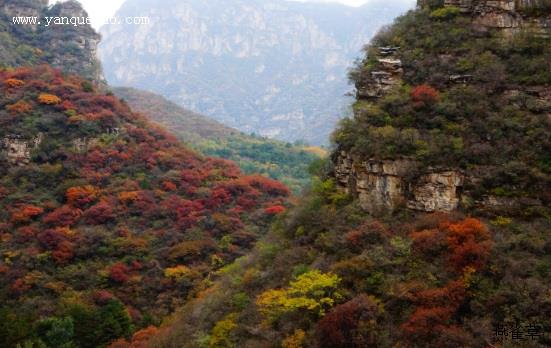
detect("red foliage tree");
top-left (15, 226), bottom-right (38, 243)
top-left (52, 240), bottom-right (75, 264)
top-left (37, 228), bottom-right (67, 249)
top-left (317, 295), bottom-right (382, 348)
top-left (109, 262), bottom-right (131, 283)
top-left (411, 84), bottom-right (440, 107)
top-left (444, 218), bottom-right (492, 273)
top-left (402, 280), bottom-right (467, 344)
top-left (83, 200), bottom-right (115, 225)
top-left (43, 205), bottom-right (82, 226)
top-left (10, 278), bottom-right (31, 295)
top-left (409, 228), bottom-right (447, 256)
top-left (345, 221), bottom-right (389, 252)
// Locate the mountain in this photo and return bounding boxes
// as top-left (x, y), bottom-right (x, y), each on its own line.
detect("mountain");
top-left (99, 0), bottom-right (415, 145)
top-left (0, 0), bottom-right (103, 82)
top-left (143, 2), bottom-right (551, 347)
top-left (114, 87), bottom-right (324, 193)
top-left (0, 1), bottom-right (293, 347)
top-left (0, 65), bottom-right (290, 348)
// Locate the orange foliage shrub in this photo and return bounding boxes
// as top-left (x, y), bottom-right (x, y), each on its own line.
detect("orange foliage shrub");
top-left (161, 181), bottom-right (177, 192)
top-left (6, 100), bottom-right (33, 115)
top-left (38, 93), bottom-right (62, 105)
top-left (11, 204), bottom-right (44, 223)
top-left (118, 191), bottom-right (140, 203)
top-left (264, 205), bottom-right (286, 215)
top-left (410, 217), bottom-right (492, 273)
top-left (445, 218), bottom-right (492, 272)
top-left (66, 185), bottom-right (99, 207)
top-left (4, 78), bottom-right (25, 88)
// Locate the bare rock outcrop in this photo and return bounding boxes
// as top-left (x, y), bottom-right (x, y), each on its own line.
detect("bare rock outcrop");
top-left (356, 47), bottom-right (403, 100)
top-left (335, 151), bottom-right (464, 214)
top-left (1, 134), bottom-right (43, 166)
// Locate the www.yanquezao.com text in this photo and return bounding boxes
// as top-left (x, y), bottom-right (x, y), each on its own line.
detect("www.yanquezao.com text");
top-left (12, 16), bottom-right (150, 27)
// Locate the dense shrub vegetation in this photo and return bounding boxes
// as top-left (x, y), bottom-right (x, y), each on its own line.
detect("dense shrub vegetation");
top-left (0, 66), bottom-right (289, 347)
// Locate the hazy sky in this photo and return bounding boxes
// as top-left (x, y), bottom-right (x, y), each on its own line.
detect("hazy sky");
top-left (53, 0), bottom-right (409, 29)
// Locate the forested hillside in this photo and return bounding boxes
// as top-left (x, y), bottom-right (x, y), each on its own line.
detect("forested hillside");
top-left (145, 1), bottom-right (551, 347)
top-left (0, 66), bottom-right (289, 347)
top-left (114, 87), bottom-right (323, 194)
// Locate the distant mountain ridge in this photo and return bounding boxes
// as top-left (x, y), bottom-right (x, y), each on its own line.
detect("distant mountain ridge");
top-left (99, 0), bottom-right (415, 144)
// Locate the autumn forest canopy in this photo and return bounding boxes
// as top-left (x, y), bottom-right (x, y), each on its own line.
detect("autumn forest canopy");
top-left (1, 0), bottom-right (550, 347)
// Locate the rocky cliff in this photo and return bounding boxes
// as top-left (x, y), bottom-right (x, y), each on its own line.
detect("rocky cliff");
top-left (335, 152), bottom-right (464, 213)
top-left (99, 0), bottom-right (415, 145)
top-left (420, 0), bottom-right (551, 35)
top-left (333, 0), bottom-right (551, 215)
top-left (0, 0), bottom-right (103, 82)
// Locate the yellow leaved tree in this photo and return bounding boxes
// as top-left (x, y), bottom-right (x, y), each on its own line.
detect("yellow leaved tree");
top-left (256, 270), bottom-right (342, 322)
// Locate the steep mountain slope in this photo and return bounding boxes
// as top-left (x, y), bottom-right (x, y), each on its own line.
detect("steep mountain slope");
top-left (99, 0), bottom-right (415, 144)
top-left (145, 2), bottom-right (551, 348)
top-left (114, 87), bottom-right (323, 193)
top-left (0, 0), bottom-right (103, 82)
top-left (0, 67), bottom-right (290, 347)
top-left (113, 87), bottom-right (240, 141)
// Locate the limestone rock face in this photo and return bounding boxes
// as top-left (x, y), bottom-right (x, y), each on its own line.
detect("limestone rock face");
top-left (407, 171), bottom-right (464, 212)
top-left (335, 151), bottom-right (464, 213)
top-left (1, 134), bottom-right (43, 166)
